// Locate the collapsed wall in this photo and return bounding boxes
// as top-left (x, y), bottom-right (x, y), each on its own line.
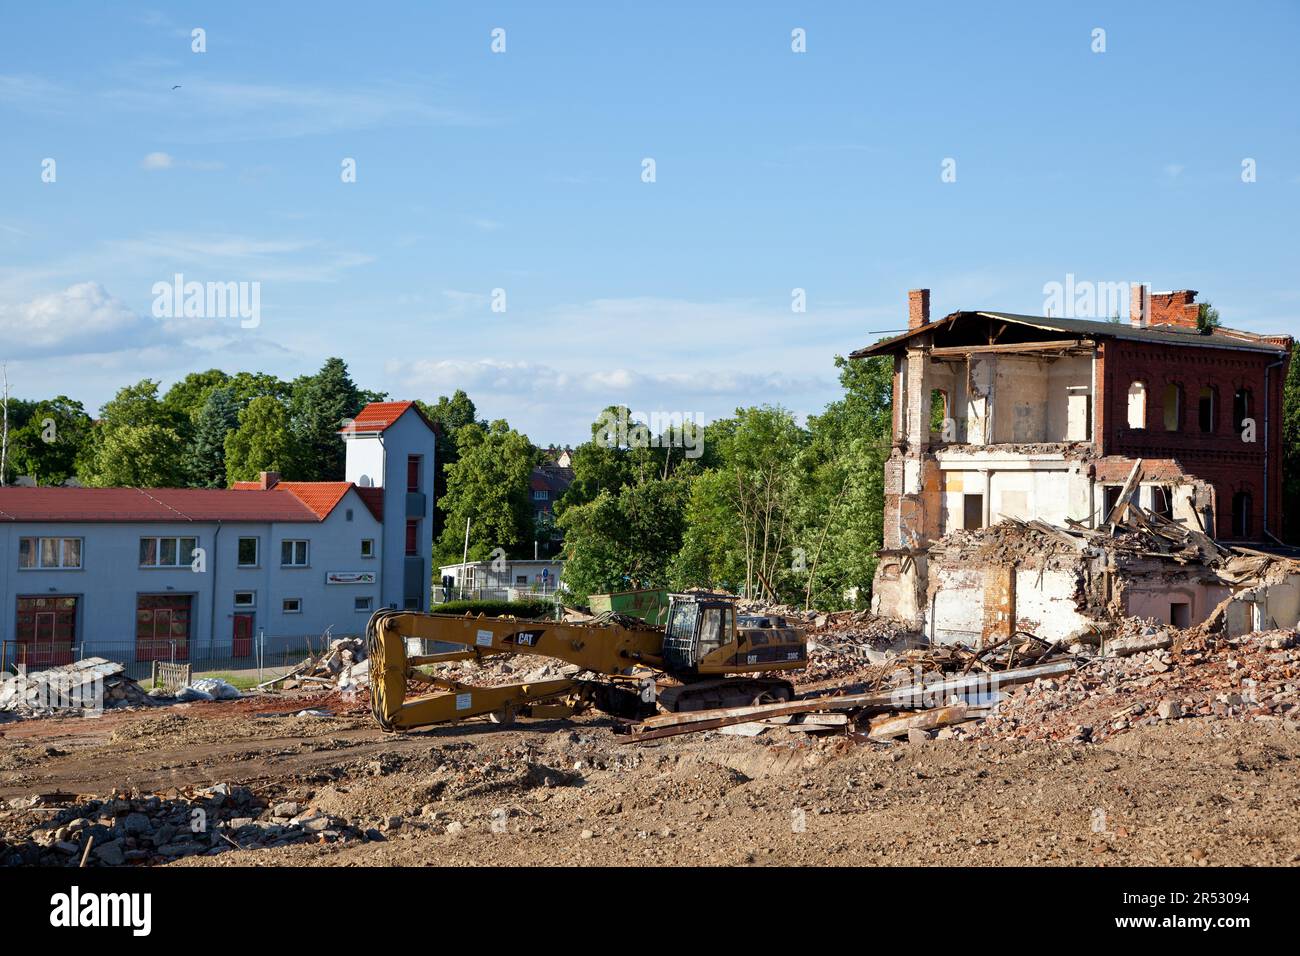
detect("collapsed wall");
top-left (913, 518), bottom-right (1300, 646)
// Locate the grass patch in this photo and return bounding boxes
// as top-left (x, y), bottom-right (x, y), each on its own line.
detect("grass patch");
top-left (190, 671), bottom-right (262, 691)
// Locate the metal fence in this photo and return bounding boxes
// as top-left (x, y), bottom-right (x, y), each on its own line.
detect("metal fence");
top-left (432, 585), bottom-right (563, 606)
top-left (1, 632), bottom-right (350, 687)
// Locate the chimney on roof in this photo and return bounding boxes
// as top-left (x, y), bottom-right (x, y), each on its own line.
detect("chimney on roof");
top-left (908, 289), bottom-right (930, 330)
top-left (1129, 282), bottom-right (1149, 328)
top-left (257, 471), bottom-right (280, 490)
top-left (1149, 290), bottom-right (1200, 330)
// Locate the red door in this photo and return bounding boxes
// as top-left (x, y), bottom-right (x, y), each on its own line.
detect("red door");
top-left (135, 595), bottom-right (191, 661)
top-left (233, 613), bottom-right (254, 657)
top-left (15, 597), bottom-right (76, 667)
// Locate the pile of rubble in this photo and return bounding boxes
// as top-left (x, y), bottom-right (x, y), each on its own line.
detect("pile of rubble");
top-left (969, 625), bottom-right (1299, 744)
top-left (0, 658), bottom-right (153, 720)
top-left (0, 782), bottom-right (374, 867)
top-left (269, 637), bottom-right (370, 693)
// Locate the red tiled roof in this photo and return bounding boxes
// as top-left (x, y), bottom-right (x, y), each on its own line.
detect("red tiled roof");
top-left (0, 487), bottom-right (320, 523)
top-left (341, 401), bottom-right (414, 434)
top-left (272, 482), bottom-right (352, 519)
top-left (339, 400), bottom-right (440, 437)
top-left (234, 479), bottom-right (384, 521)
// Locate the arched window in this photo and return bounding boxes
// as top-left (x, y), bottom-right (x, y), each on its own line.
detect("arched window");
top-left (1162, 383), bottom-right (1183, 432)
top-left (1231, 490), bottom-right (1253, 538)
top-left (1126, 381), bottom-right (1147, 429)
top-left (1198, 386), bottom-right (1217, 433)
top-left (1233, 387), bottom-right (1253, 434)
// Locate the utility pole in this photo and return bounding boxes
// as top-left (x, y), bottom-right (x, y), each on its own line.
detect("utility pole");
top-left (460, 516), bottom-right (471, 600)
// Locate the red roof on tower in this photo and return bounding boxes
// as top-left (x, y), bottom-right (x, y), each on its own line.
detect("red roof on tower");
top-left (339, 401), bottom-right (440, 436)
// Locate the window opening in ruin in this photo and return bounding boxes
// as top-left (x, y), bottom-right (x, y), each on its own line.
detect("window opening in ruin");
top-left (963, 494), bottom-right (984, 530)
top-left (1198, 386), bottom-right (1216, 433)
top-left (1162, 383), bottom-right (1182, 432)
top-left (1126, 381), bottom-right (1146, 429)
top-left (1233, 388), bottom-right (1252, 434)
top-left (1231, 491), bottom-right (1253, 538)
top-left (1170, 602), bottom-right (1191, 628)
top-left (1151, 486), bottom-right (1172, 519)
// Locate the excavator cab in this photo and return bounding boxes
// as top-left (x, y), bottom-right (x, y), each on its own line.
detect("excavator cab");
top-left (661, 592), bottom-right (805, 674)
top-left (661, 593), bottom-right (734, 670)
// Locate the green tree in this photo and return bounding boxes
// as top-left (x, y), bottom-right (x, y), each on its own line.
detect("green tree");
top-left (791, 355), bottom-right (894, 609)
top-left (434, 420), bottom-right (537, 564)
top-left (162, 369), bottom-right (230, 426)
top-left (79, 381), bottom-right (188, 487)
top-left (224, 396), bottom-right (300, 483)
top-left (5, 396), bottom-right (91, 485)
top-left (188, 387), bottom-right (240, 487)
top-left (559, 474), bottom-right (691, 601)
top-left (289, 358), bottom-right (380, 481)
top-left (1197, 301), bottom-right (1221, 332)
top-left (1283, 351), bottom-right (1300, 543)
top-left (417, 389), bottom-right (482, 539)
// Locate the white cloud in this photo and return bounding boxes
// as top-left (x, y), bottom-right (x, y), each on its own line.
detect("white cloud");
top-left (141, 151), bottom-right (173, 170)
top-left (0, 281), bottom-right (279, 361)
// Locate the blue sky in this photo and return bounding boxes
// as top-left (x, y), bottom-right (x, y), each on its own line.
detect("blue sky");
top-left (1, 1), bottom-right (1297, 445)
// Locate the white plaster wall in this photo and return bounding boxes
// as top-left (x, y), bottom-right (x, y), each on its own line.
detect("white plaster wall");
top-left (1013, 568), bottom-right (1091, 641)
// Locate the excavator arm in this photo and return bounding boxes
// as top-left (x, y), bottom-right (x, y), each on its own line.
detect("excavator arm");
top-left (366, 609), bottom-right (665, 731)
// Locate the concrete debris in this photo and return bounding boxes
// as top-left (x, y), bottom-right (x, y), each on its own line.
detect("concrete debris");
top-left (176, 677), bottom-right (242, 702)
top-left (968, 626), bottom-right (1299, 744)
top-left (0, 658), bottom-right (153, 719)
top-left (0, 782), bottom-right (374, 867)
top-left (268, 637), bottom-right (370, 692)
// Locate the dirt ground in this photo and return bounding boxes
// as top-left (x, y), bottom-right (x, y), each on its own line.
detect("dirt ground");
top-left (3, 691), bottom-right (1298, 866)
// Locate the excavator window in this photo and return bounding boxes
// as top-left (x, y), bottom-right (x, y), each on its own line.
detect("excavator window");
top-left (698, 607), bottom-right (724, 657)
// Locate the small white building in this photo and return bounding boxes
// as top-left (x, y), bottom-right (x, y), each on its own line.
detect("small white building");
top-left (437, 558), bottom-right (564, 602)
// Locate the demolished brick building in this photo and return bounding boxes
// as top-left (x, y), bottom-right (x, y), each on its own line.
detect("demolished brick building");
top-left (853, 286), bottom-right (1296, 644)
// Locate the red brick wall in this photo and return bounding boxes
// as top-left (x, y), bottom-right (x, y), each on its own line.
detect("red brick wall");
top-left (1101, 338), bottom-right (1289, 541)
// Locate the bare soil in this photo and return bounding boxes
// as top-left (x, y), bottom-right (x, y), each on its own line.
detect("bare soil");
top-left (3, 692), bottom-right (1298, 867)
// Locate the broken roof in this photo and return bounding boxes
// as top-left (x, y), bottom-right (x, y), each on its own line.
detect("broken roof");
top-left (852, 310), bottom-right (1291, 358)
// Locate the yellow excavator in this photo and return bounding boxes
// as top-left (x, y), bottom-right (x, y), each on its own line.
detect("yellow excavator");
top-left (366, 592), bottom-right (806, 732)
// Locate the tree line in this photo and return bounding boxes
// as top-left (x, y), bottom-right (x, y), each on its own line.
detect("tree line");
top-left (4, 349), bottom-right (1297, 610)
top-left (0, 358), bottom-right (385, 488)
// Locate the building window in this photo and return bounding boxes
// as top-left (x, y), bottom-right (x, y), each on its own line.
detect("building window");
top-left (234, 591), bottom-right (256, 609)
top-left (533, 489), bottom-right (548, 500)
top-left (237, 537), bottom-right (259, 567)
top-left (1233, 388), bottom-right (1253, 435)
top-left (405, 519), bottom-right (419, 556)
top-left (1162, 383), bottom-right (1183, 432)
top-left (140, 536), bottom-right (197, 568)
top-left (1126, 381), bottom-right (1146, 429)
top-left (963, 494), bottom-right (984, 530)
top-left (516, 575), bottom-right (528, 586)
top-left (345, 508), bottom-right (354, 522)
top-left (1198, 386), bottom-right (1217, 433)
top-left (282, 598), bottom-right (302, 614)
top-left (407, 455), bottom-right (422, 493)
top-left (361, 538), bottom-right (375, 558)
top-left (354, 596), bottom-right (373, 612)
top-left (18, 537), bottom-right (82, 570)
top-left (1231, 491), bottom-right (1253, 538)
top-left (280, 540), bottom-right (309, 567)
